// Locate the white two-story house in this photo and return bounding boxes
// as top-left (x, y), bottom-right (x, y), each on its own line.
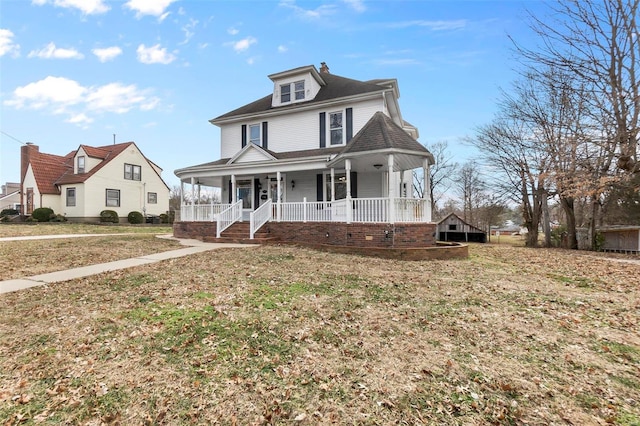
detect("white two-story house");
top-left (174, 63), bottom-right (438, 252)
top-left (20, 142), bottom-right (170, 222)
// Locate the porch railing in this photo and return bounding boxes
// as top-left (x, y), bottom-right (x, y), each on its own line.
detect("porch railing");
top-left (180, 203), bottom-right (231, 222)
top-left (183, 198), bottom-right (429, 224)
top-left (250, 199), bottom-right (272, 239)
top-left (216, 200), bottom-right (242, 238)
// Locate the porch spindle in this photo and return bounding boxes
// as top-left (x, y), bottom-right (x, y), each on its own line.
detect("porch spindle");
top-left (303, 197), bottom-right (307, 222)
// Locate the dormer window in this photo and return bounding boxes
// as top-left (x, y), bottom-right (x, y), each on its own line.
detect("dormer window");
top-left (294, 81), bottom-right (305, 100)
top-left (280, 84), bottom-right (291, 103)
top-left (280, 80), bottom-right (305, 104)
top-left (77, 156), bottom-right (85, 173)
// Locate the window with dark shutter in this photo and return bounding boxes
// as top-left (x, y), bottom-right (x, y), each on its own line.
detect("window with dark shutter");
top-left (262, 122), bottom-right (268, 150)
top-left (319, 112), bottom-right (326, 148)
top-left (241, 124), bottom-right (247, 148)
top-left (346, 108), bottom-right (353, 142)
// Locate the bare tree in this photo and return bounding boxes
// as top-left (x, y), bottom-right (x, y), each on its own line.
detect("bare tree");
top-left (455, 161), bottom-right (486, 226)
top-left (516, 0), bottom-right (640, 175)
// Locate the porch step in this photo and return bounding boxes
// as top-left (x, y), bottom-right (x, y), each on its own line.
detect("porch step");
top-left (202, 222), bottom-right (277, 244)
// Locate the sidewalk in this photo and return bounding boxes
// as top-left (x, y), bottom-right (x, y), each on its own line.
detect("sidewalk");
top-left (0, 234), bottom-right (258, 294)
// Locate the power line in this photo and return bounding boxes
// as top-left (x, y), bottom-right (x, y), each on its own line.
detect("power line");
top-left (0, 130), bottom-right (27, 145)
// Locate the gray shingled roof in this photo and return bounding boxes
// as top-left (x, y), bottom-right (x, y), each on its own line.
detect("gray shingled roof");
top-left (212, 72), bottom-right (386, 122)
top-left (340, 112), bottom-right (431, 155)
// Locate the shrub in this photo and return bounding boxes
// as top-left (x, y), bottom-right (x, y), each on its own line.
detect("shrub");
top-left (50, 214), bottom-right (67, 222)
top-left (31, 207), bottom-right (54, 222)
top-left (100, 210), bottom-right (119, 223)
top-left (127, 211), bottom-right (144, 224)
top-left (159, 213), bottom-right (169, 224)
top-left (0, 208), bottom-right (19, 216)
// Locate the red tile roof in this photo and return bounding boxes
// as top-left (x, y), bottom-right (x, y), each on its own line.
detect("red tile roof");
top-left (28, 151), bottom-right (70, 195)
top-left (55, 142), bottom-right (132, 185)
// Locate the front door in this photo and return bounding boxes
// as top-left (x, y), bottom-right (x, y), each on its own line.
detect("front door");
top-left (236, 179), bottom-right (253, 219)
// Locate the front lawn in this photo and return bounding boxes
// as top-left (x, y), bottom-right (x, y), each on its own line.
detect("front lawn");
top-left (1, 242), bottom-right (638, 424)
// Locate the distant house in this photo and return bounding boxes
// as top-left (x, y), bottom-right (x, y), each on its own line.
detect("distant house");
top-left (599, 226), bottom-right (640, 253)
top-left (0, 182), bottom-right (21, 212)
top-left (20, 142), bottom-right (170, 222)
top-left (436, 213), bottom-right (487, 243)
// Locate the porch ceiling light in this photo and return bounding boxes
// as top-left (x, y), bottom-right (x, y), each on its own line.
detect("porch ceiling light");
top-left (373, 164), bottom-right (383, 169)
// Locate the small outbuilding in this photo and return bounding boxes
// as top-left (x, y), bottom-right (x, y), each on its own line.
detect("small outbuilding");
top-left (599, 226), bottom-right (640, 254)
top-left (436, 212), bottom-right (487, 243)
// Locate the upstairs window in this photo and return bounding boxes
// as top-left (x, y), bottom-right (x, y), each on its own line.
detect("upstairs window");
top-left (294, 81), bottom-right (305, 100)
top-left (249, 124), bottom-right (261, 145)
top-left (330, 112), bottom-right (343, 145)
top-left (124, 163), bottom-right (141, 181)
top-left (280, 84), bottom-right (291, 103)
top-left (77, 156), bottom-right (85, 173)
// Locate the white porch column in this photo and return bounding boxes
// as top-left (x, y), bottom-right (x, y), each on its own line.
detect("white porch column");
top-left (180, 180), bottom-right (185, 221)
top-left (231, 174), bottom-right (237, 203)
top-left (387, 154), bottom-right (395, 224)
top-left (345, 159), bottom-right (352, 224)
top-left (330, 168), bottom-right (335, 202)
top-left (423, 159), bottom-right (432, 222)
top-left (190, 177), bottom-right (196, 221)
top-left (400, 170), bottom-right (405, 197)
top-left (276, 171), bottom-right (281, 221)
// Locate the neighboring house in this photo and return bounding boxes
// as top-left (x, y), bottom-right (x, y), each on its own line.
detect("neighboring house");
top-left (599, 226), bottom-right (640, 253)
top-left (436, 213), bottom-right (487, 243)
top-left (0, 182), bottom-right (21, 212)
top-left (20, 142), bottom-right (170, 222)
top-left (174, 62), bottom-right (439, 251)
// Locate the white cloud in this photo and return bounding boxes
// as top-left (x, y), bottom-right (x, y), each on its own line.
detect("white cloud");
top-left (278, 0), bottom-right (336, 20)
top-left (92, 46), bottom-right (122, 62)
top-left (3, 76), bottom-right (160, 126)
top-left (227, 27), bottom-right (239, 35)
top-left (4, 76), bottom-right (86, 109)
top-left (277, 45), bottom-right (288, 53)
top-left (343, 0), bottom-right (366, 13)
top-left (124, 0), bottom-right (176, 20)
top-left (227, 36), bottom-right (256, 53)
top-left (180, 18), bottom-right (198, 45)
top-left (28, 42), bottom-right (84, 59)
top-left (0, 29), bottom-right (20, 57)
top-left (384, 20), bottom-right (467, 31)
top-left (32, 0), bottom-right (110, 15)
top-left (136, 44), bottom-right (176, 64)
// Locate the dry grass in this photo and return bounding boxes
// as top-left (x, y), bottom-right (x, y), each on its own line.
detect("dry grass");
top-left (0, 237), bottom-right (639, 425)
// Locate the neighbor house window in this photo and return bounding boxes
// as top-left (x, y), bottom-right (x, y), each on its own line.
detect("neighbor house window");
top-left (249, 124), bottom-right (261, 145)
top-left (294, 81), bottom-right (305, 100)
top-left (66, 188), bottom-right (76, 206)
top-left (449, 224), bottom-right (457, 231)
top-left (148, 192), bottom-right (157, 204)
top-left (124, 163), bottom-right (141, 181)
top-left (280, 84), bottom-right (291, 103)
top-left (77, 156), bottom-right (85, 173)
top-left (330, 112), bottom-right (343, 145)
top-left (106, 189), bottom-right (120, 207)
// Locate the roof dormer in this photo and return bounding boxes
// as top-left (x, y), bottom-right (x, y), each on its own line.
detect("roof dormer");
top-left (268, 64), bottom-right (327, 108)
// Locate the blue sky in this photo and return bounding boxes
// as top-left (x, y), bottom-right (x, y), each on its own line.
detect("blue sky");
top-left (0, 0), bottom-right (545, 189)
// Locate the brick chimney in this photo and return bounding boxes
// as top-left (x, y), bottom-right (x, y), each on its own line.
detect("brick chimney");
top-left (21, 143), bottom-right (38, 183)
top-left (319, 62), bottom-right (330, 74)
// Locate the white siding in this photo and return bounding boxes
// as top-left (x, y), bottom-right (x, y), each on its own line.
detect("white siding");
top-left (234, 148), bottom-right (272, 163)
top-left (219, 97), bottom-right (385, 158)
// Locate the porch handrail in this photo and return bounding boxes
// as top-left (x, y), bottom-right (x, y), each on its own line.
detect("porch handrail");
top-left (216, 200), bottom-right (242, 238)
top-left (250, 199), bottom-right (272, 239)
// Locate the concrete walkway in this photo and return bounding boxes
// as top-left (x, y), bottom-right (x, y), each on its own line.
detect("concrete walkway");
top-left (0, 234), bottom-right (258, 294)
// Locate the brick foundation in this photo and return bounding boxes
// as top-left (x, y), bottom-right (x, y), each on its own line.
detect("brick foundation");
top-left (173, 221), bottom-right (468, 260)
